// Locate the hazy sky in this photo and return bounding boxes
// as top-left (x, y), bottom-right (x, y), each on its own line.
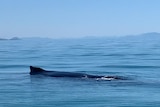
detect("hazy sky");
top-left (0, 0), bottom-right (160, 38)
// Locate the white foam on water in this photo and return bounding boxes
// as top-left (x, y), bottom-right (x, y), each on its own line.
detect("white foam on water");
top-left (96, 77), bottom-right (115, 81)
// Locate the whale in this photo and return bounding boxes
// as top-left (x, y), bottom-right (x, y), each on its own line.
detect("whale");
top-left (30, 66), bottom-right (127, 80)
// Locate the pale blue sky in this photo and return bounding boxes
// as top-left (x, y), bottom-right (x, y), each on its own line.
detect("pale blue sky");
top-left (0, 0), bottom-right (160, 38)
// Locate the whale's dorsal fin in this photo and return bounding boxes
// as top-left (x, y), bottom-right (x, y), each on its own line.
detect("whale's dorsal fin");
top-left (30, 66), bottom-right (45, 75)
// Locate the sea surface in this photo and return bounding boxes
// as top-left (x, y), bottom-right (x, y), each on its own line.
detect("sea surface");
top-left (0, 36), bottom-right (160, 107)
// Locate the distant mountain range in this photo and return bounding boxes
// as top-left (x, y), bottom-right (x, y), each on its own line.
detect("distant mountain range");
top-left (0, 37), bottom-right (20, 40)
top-left (0, 32), bottom-right (160, 40)
top-left (120, 32), bottom-right (160, 40)
top-left (126, 32), bottom-right (160, 37)
top-left (140, 32), bottom-right (160, 36)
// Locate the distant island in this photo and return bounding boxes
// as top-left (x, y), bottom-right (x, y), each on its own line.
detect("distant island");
top-left (0, 37), bottom-right (21, 40)
top-left (128, 32), bottom-right (160, 37)
top-left (0, 32), bottom-right (160, 40)
top-left (121, 32), bottom-right (160, 39)
top-left (0, 38), bottom-right (7, 40)
top-left (10, 37), bottom-right (21, 40)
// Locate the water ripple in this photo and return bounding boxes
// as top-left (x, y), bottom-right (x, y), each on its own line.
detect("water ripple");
top-left (99, 65), bottom-right (160, 69)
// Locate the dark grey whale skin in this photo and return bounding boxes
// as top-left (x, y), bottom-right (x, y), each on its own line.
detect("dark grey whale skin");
top-left (30, 66), bottom-right (126, 80)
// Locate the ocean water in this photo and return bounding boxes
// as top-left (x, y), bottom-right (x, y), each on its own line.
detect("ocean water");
top-left (0, 36), bottom-right (160, 107)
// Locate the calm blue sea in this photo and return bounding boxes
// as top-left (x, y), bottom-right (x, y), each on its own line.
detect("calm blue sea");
top-left (0, 36), bottom-right (160, 107)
